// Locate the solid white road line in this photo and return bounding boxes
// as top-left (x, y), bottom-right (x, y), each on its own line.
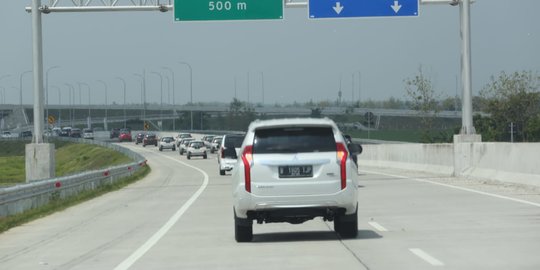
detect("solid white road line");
top-left (114, 153), bottom-right (209, 270)
top-left (409, 248), bottom-right (445, 266)
top-left (361, 169), bottom-right (540, 208)
top-left (368, 221), bottom-right (388, 232)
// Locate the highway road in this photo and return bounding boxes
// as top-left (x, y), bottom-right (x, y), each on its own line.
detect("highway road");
top-left (1, 142), bottom-right (540, 269)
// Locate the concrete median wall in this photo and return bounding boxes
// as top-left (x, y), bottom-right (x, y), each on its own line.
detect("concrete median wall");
top-left (358, 141), bottom-right (540, 187)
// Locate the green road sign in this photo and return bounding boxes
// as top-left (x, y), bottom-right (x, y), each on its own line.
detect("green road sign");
top-left (174, 0), bottom-right (283, 21)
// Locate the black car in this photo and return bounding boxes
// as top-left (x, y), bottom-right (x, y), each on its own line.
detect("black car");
top-left (135, 133), bottom-right (145, 144)
top-left (70, 128), bottom-right (82, 138)
top-left (110, 128), bottom-right (120, 139)
top-left (19, 130), bottom-right (32, 138)
top-left (143, 134), bottom-right (158, 147)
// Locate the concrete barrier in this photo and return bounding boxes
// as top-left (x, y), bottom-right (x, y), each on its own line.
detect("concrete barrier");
top-left (358, 141), bottom-right (540, 187)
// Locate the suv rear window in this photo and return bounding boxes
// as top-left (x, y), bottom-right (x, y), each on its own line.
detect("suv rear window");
top-left (224, 135), bottom-right (244, 148)
top-left (253, 127), bottom-right (335, 154)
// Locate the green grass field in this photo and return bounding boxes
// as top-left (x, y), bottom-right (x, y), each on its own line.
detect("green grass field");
top-left (0, 141), bottom-right (132, 186)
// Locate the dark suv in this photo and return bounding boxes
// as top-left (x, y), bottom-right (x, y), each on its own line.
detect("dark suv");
top-left (143, 134), bottom-right (158, 147)
top-left (110, 128), bottom-right (120, 139)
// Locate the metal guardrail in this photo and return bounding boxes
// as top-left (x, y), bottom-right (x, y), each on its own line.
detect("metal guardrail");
top-left (0, 137), bottom-right (147, 217)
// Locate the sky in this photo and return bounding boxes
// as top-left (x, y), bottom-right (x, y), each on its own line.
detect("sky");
top-left (0, 0), bottom-right (539, 106)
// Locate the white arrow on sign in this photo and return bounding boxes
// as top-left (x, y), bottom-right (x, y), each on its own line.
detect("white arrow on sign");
top-left (333, 2), bottom-right (344, 15)
top-left (391, 1), bottom-right (402, 13)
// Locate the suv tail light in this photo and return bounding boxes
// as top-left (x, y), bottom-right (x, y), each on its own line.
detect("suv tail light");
top-left (220, 147), bottom-right (225, 158)
top-left (241, 145), bottom-right (253, 192)
top-left (336, 143), bottom-right (348, 190)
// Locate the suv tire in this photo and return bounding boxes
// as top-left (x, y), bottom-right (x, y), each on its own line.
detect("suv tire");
top-left (219, 169), bottom-right (225, 176)
top-left (234, 212), bottom-right (253, 242)
top-left (334, 207), bottom-right (358, 239)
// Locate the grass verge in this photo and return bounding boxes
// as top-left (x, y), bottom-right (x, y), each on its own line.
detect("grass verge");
top-left (0, 165), bottom-right (150, 234)
top-left (0, 141), bottom-right (133, 186)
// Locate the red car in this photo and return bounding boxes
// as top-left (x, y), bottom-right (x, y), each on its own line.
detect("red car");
top-left (118, 130), bottom-right (132, 142)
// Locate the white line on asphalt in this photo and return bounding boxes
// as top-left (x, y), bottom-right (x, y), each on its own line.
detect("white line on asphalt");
top-left (114, 152), bottom-right (209, 270)
top-left (361, 169), bottom-right (540, 208)
top-left (368, 221), bottom-right (388, 232)
top-left (409, 248), bottom-right (444, 266)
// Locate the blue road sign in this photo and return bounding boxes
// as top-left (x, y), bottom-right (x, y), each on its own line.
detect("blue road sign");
top-left (309, 0), bottom-right (419, 19)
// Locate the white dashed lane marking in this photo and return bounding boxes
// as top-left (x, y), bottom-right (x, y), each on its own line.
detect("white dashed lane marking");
top-left (409, 248), bottom-right (445, 266)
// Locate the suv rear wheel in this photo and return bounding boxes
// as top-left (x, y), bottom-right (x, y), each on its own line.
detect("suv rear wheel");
top-left (334, 206), bottom-right (358, 238)
top-left (234, 212), bottom-right (253, 242)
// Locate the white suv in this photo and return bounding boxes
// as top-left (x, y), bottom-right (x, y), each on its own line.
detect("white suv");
top-left (218, 134), bottom-right (245, 175)
top-left (232, 118), bottom-right (362, 242)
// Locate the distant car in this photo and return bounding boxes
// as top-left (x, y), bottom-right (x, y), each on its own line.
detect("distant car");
top-left (52, 127), bottom-right (61, 136)
top-left (175, 133), bottom-right (192, 144)
top-left (143, 133), bottom-right (158, 147)
top-left (210, 136), bottom-right (223, 153)
top-left (201, 135), bottom-right (215, 148)
top-left (135, 133), bottom-right (145, 144)
top-left (186, 140), bottom-right (207, 159)
top-left (1, 131), bottom-right (13, 138)
top-left (159, 137), bottom-right (176, 151)
top-left (110, 128), bottom-right (120, 139)
top-left (83, 128), bottom-right (94, 139)
top-left (179, 138), bottom-right (195, 155)
top-left (19, 130), bottom-right (33, 138)
top-left (60, 127), bottom-right (72, 137)
top-left (118, 130), bottom-right (132, 142)
top-left (218, 134), bottom-right (244, 175)
top-left (70, 128), bottom-right (82, 138)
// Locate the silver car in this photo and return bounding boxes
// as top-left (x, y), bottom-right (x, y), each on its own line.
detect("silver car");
top-left (186, 140), bottom-right (207, 159)
top-left (159, 136), bottom-right (176, 151)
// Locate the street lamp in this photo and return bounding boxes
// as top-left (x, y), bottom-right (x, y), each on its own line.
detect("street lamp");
top-left (115, 77), bottom-right (127, 128)
top-left (133, 72), bottom-right (146, 120)
top-left (163, 67), bottom-right (176, 131)
top-left (162, 67), bottom-right (175, 106)
top-left (19, 71), bottom-right (31, 108)
top-left (151, 71), bottom-right (163, 113)
top-left (45, 66), bottom-right (60, 125)
top-left (151, 71), bottom-right (163, 130)
top-left (78, 82), bottom-right (91, 128)
top-left (97, 80), bottom-right (108, 128)
top-left (65, 83), bottom-right (74, 126)
top-left (178, 61), bottom-right (193, 130)
top-left (0, 86), bottom-right (5, 104)
top-left (49, 85), bottom-right (61, 126)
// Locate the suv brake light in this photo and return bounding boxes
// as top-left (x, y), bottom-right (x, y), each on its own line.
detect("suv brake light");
top-left (336, 143), bottom-right (348, 190)
top-left (241, 145), bottom-right (253, 192)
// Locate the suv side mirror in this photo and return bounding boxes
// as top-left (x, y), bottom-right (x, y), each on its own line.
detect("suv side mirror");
top-left (348, 143), bottom-right (363, 155)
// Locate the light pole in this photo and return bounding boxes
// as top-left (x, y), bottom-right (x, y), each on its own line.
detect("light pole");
top-left (0, 86), bottom-right (5, 104)
top-left (52, 85), bottom-right (61, 126)
top-left (45, 66), bottom-right (60, 127)
top-left (65, 83), bottom-right (74, 126)
top-left (133, 72), bottom-right (146, 120)
top-left (79, 82), bottom-right (91, 128)
top-left (162, 67), bottom-right (175, 106)
top-left (50, 85), bottom-right (61, 126)
top-left (178, 61), bottom-right (193, 130)
top-left (115, 77), bottom-right (127, 128)
top-left (18, 71), bottom-right (31, 109)
top-left (97, 80), bottom-right (108, 129)
top-left (163, 67), bottom-right (176, 131)
top-left (151, 71), bottom-right (163, 130)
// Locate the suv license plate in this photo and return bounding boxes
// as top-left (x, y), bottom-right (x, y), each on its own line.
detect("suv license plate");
top-left (279, 165), bottom-right (313, 178)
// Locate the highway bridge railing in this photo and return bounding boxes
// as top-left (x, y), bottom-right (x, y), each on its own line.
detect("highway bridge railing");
top-left (0, 137), bottom-right (147, 217)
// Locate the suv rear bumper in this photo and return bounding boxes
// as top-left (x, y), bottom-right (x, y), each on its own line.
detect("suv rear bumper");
top-left (233, 181), bottom-right (357, 219)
